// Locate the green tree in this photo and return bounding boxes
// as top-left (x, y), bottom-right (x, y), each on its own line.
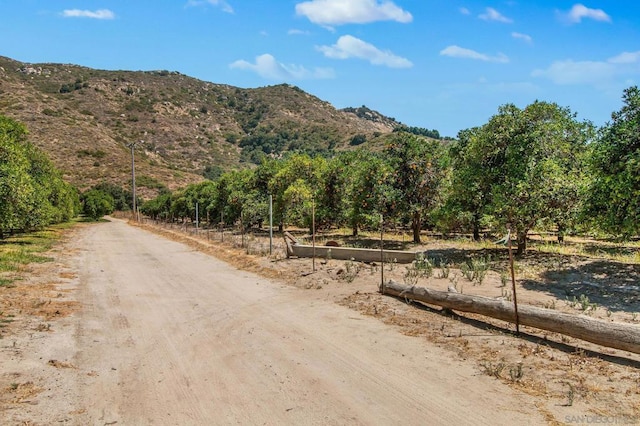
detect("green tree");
top-left (282, 178), bottom-right (314, 229)
top-left (384, 133), bottom-right (448, 243)
top-left (586, 86), bottom-right (640, 236)
top-left (439, 127), bottom-right (489, 240)
top-left (349, 134), bottom-right (367, 146)
top-left (342, 150), bottom-right (393, 236)
top-left (24, 144), bottom-right (79, 228)
top-left (221, 169), bottom-right (261, 226)
top-left (268, 154), bottom-right (325, 231)
top-left (462, 101), bottom-right (593, 253)
top-left (91, 182), bottom-right (131, 211)
top-left (244, 158), bottom-right (283, 228)
top-left (141, 191), bottom-right (172, 220)
top-left (169, 190), bottom-right (191, 221)
top-left (315, 153), bottom-right (350, 229)
top-left (0, 116), bottom-right (34, 236)
top-left (0, 115), bottom-right (79, 236)
top-left (82, 189), bottom-right (115, 221)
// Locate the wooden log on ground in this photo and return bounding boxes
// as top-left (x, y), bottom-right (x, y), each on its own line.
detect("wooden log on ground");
top-left (383, 280), bottom-right (640, 355)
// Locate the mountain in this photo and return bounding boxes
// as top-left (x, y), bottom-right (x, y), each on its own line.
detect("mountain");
top-left (0, 56), bottom-right (401, 197)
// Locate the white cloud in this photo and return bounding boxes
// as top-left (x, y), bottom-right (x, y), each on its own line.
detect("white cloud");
top-left (609, 51), bottom-right (640, 64)
top-left (229, 54), bottom-right (335, 80)
top-left (295, 0), bottom-right (412, 26)
top-left (562, 4), bottom-right (611, 24)
top-left (186, 0), bottom-right (233, 13)
top-left (532, 51), bottom-right (640, 86)
top-left (440, 45), bottom-right (509, 63)
top-left (61, 9), bottom-right (115, 19)
top-left (512, 32), bottom-right (533, 44)
top-left (317, 35), bottom-right (413, 68)
top-left (478, 7), bottom-right (512, 23)
top-left (459, 7), bottom-right (471, 15)
top-left (532, 60), bottom-right (614, 85)
top-left (288, 29), bottom-right (310, 35)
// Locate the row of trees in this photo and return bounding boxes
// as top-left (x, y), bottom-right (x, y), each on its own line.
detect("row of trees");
top-left (80, 182), bottom-right (137, 221)
top-left (141, 87), bottom-right (640, 254)
top-left (0, 115), bottom-right (80, 237)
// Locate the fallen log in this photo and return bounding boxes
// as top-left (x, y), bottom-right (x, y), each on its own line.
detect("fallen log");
top-left (382, 280), bottom-right (640, 355)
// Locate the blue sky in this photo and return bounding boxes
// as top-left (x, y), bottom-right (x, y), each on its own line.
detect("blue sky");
top-left (1, 1), bottom-right (639, 137)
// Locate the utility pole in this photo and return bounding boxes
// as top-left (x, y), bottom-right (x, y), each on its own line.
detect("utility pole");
top-left (269, 194), bottom-right (273, 256)
top-left (380, 214), bottom-right (384, 293)
top-left (312, 197), bottom-right (316, 272)
top-left (127, 140), bottom-right (142, 220)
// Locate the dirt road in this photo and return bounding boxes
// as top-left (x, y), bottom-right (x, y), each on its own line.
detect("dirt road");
top-left (3, 219), bottom-right (546, 425)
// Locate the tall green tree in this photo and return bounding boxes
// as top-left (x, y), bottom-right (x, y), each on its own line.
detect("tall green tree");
top-left (0, 116), bottom-right (34, 237)
top-left (141, 191), bottom-right (172, 220)
top-left (268, 154), bottom-right (325, 230)
top-left (222, 169), bottom-right (263, 227)
top-left (586, 86), bottom-right (640, 236)
top-left (442, 127), bottom-right (491, 240)
top-left (461, 101), bottom-right (593, 253)
top-left (315, 152), bottom-right (351, 229)
top-left (0, 115), bottom-right (79, 236)
top-left (384, 133), bottom-right (448, 243)
top-left (343, 150), bottom-right (393, 236)
top-left (25, 142), bottom-right (79, 227)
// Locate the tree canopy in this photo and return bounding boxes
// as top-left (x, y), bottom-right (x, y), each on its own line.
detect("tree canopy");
top-left (447, 101), bottom-right (593, 253)
top-left (586, 86), bottom-right (640, 237)
top-left (139, 88), bottom-right (640, 252)
top-left (385, 134), bottom-right (447, 243)
top-left (0, 115), bottom-right (79, 237)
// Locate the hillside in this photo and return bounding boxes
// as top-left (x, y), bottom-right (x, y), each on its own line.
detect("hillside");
top-left (0, 56), bottom-right (399, 197)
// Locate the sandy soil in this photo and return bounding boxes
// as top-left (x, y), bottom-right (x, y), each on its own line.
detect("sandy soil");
top-left (1, 220), bottom-right (543, 425)
top-left (0, 218), bottom-right (556, 425)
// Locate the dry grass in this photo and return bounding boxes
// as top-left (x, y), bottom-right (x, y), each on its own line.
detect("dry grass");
top-left (0, 225), bottom-right (81, 340)
top-left (1, 381), bottom-right (43, 405)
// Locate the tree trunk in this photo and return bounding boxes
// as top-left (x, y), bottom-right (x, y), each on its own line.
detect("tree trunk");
top-left (472, 212), bottom-right (481, 241)
top-left (382, 280), bottom-right (640, 355)
top-left (412, 211), bottom-right (421, 244)
top-left (557, 225), bottom-right (565, 243)
top-left (516, 230), bottom-right (527, 255)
